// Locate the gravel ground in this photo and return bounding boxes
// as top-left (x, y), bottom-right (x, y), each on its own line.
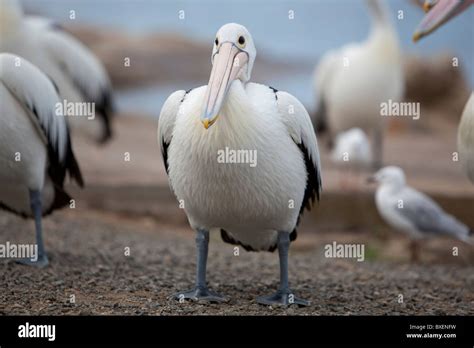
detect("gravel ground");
top-left (0, 209), bottom-right (473, 316)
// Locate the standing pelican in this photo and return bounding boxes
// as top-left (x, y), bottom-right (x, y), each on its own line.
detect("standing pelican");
top-left (313, 0), bottom-right (404, 168)
top-left (369, 166), bottom-right (472, 261)
top-left (158, 23), bottom-right (322, 306)
top-left (0, 53), bottom-right (84, 267)
top-left (0, 0), bottom-right (114, 143)
top-left (413, 0), bottom-right (473, 41)
top-left (458, 93), bottom-right (474, 183)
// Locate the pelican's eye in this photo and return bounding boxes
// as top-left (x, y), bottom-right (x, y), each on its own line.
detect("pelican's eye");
top-left (238, 36), bottom-right (246, 48)
top-left (215, 37), bottom-right (219, 46)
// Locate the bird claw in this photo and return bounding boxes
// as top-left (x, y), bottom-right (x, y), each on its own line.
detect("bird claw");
top-left (15, 254), bottom-right (49, 268)
top-left (173, 287), bottom-right (228, 303)
top-left (257, 289), bottom-right (310, 307)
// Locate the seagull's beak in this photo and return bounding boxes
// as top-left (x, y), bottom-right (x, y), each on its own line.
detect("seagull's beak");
top-left (413, 0), bottom-right (470, 42)
top-left (201, 42), bottom-right (248, 129)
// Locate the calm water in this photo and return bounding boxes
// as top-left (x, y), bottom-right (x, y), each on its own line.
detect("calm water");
top-left (24, 0), bottom-right (474, 115)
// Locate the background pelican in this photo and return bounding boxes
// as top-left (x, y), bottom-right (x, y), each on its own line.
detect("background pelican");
top-left (313, 0), bottom-right (404, 168)
top-left (0, 0), bottom-right (114, 143)
top-left (369, 166), bottom-right (472, 262)
top-left (413, 0), bottom-right (473, 184)
top-left (0, 53), bottom-right (84, 267)
top-left (158, 23), bottom-right (322, 306)
top-left (458, 93), bottom-right (474, 183)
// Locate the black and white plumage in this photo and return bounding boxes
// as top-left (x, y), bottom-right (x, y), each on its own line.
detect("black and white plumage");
top-left (0, 0), bottom-right (114, 143)
top-left (370, 166), bottom-right (472, 261)
top-left (0, 53), bottom-right (83, 267)
top-left (158, 23), bottom-right (322, 306)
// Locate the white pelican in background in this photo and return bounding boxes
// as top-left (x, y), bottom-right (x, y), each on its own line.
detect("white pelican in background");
top-left (158, 23), bottom-right (322, 306)
top-left (458, 93), bottom-right (474, 183)
top-left (0, 53), bottom-right (84, 267)
top-left (412, 1), bottom-right (474, 184)
top-left (313, 0), bottom-right (404, 168)
top-left (413, 0), bottom-right (473, 41)
top-left (0, 0), bottom-right (114, 143)
top-left (369, 166), bottom-right (472, 262)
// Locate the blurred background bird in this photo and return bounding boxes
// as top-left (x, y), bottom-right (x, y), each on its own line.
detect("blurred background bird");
top-left (0, 0), bottom-right (115, 144)
top-left (412, 0), bottom-right (473, 185)
top-left (369, 166), bottom-right (472, 262)
top-left (0, 53), bottom-right (84, 267)
top-left (330, 128), bottom-right (373, 189)
top-left (312, 0), bottom-right (404, 169)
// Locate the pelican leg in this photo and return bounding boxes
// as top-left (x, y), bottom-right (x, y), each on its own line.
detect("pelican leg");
top-left (17, 190), bottom-right (49, 268)
top-left (257, 231), bottom-right (310, 307)
top-left (173, 228), bottom-right (226, 303)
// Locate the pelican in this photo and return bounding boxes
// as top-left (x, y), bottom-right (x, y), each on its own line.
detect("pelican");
top-left (0, 53), bottom-right (84, 267)
top-left (412, 1), bottom-right (474, 184)
top-left (413, 0), bottom-right (473, 41)
top-left (458, 93), bottom-right (474, 183)
top-left (369, 166), bottom-right (472, 262)
top-left (313, 0), bottom-right (404, 168)
top-left (158, 23), bottom-right (322, 306)
top-left (0, 0), bottom-right (114, 143)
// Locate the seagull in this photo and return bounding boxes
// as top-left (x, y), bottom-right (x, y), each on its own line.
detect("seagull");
top-left (0, 0), bottom-right (114, 143)
top-left (0, 53), bottom-right (84, 267)
top-left (369, 166), bottom-right (472, 262)
top-left (158, 23), bottom-right (322, 306)
top-left (413, 0), bottom-right (473, 41)
top-left (313, 0), bottom-right (404, 169)
top-left (331, 128), bottom-right (373, 167)
top-left (458, 93), bottom-right (474, 183)
top-left (331, 128), bottom-right (373, 189)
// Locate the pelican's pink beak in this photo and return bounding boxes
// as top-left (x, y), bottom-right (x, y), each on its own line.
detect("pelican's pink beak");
top-left (201, 42), bottom-right (248, 129)
top-left (413, 0), bottom-right (473, 42)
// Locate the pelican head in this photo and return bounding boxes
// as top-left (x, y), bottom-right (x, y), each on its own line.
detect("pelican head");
top-left (201, 23), bottom-right (256, 129)
top-left (413, 0), bottom-right (472, 42)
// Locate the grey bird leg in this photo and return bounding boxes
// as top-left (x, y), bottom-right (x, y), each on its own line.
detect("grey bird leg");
top-left (173, 228), bottom-right (226, 303)
top-left (257, 231), bottom-right (310, 307)
top-left (373, 126), bottom-right (384, 170)
top-left (410, 239), bottom-right (420, 263)
top-left (17, 190), bottom-right (49, 268)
